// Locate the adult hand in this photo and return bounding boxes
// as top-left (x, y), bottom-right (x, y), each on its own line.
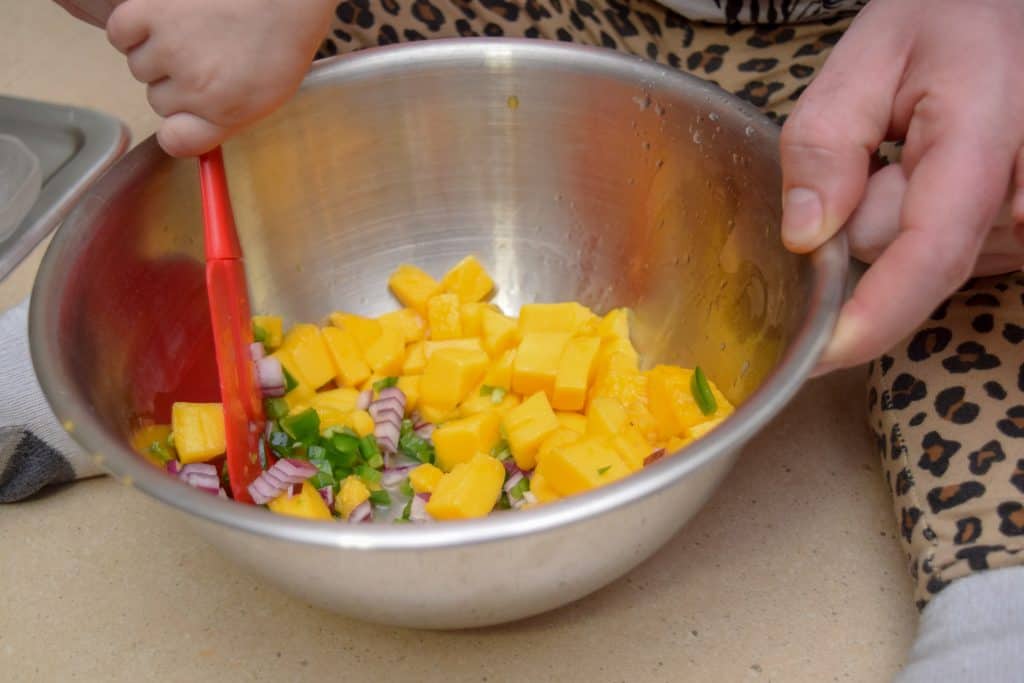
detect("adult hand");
top-left (779, 0), bottom-right (1024, 373)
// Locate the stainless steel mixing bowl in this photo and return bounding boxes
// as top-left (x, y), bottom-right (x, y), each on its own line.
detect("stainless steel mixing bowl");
top-left (29, 39), bottom-right (846, 629)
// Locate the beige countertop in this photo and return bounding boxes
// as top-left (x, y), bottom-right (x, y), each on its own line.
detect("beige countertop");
top-left (0, 3), bottom-right (917, 681)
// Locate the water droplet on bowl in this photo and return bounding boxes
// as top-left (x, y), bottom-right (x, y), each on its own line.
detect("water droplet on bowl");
top-left (744, 125), bottom-right (755, 137)
top-left (692, 131), bottom-right (703, 144)
top-left (708, 112), bottom-right (720, 122)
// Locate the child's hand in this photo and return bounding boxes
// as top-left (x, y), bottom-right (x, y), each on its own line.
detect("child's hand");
top-left (103, 0), bottom-right (336, 157)
top-left (778, 0), bottom-right (1024, 373)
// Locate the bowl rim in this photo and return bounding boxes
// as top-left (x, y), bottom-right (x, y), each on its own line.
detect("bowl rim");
top-left (29, 38), bottom-right (848, 550)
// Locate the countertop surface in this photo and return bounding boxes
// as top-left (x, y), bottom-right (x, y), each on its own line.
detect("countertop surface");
top-left (0, 3), bottom-right (917, 681)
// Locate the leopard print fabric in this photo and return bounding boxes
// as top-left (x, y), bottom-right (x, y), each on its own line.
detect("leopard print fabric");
top-left (869, 273), bottom-right (1024, 610)
top-left (317, 0), bottom-right (855, 122)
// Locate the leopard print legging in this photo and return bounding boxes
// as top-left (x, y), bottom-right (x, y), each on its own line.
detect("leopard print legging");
top-left (316, 0), bottom-right (1024, 609)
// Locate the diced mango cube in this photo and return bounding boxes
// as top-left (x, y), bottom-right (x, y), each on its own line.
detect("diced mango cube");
top-left (535, 438), bottom-right (630, 496)
top-left (482, 349), bottom-right (516, 391)
top-left (345, 410), bottom-right (375, 437)
top-left (606, 426), bottom-right (651, 472)
top-left (552, 335), bottom-right (600, 411)
top-left (321, 326), bottom-right (371, 388)
top-left (689, 417), bottom-right (725, 439)
top-left (666, 435), bottom-right (693, 453)
top-left (425, 454), bottom-right (505, 520)
top-left (419, 404), bottom-right (456, 425)
top-left (420, 348), bottom-right (490, 413)
top-left (596, 308), bottom-right (631, 340)
top-left (440, 255), bottom-right (494, 303)
top-left (481, 309), bottom-right (518, 356)
top-left (646, 366), bottom-right (732, 440)
top-left (283, 382), bottom-right (316, 411)
top-left (363, 326), bottom-right (405, 376)
top-left (280, 324), bottom-right (338, 390)
top-left (536, 428), bottom-right (582, 466)
top-left (424, 338), bottom-right (485, 359)
top-left (268, 482), bottom-right (333, 520)
top-left (377, 308), bottom-right (426, 344)
top-left (518, 302), bottom-right (597, 336)
top-left (586, 397), bottom-right (628, 437)
top-left (336, 476), bottom-right (371, 518)
top-left (388, 264), bottom-right (442, 315)
top-left (459, 302), bottom-right (490, 338)
top-left (433, 410), bottom-right (501, 472)
top-left (171, 402), bottom-right (226, 464)
top-left (409, 463), bottom-right (444, 494)
top-left (512, 332), bottom-right (571, 398)
top-left (502, 391), bottom-right (560, 471)
top-left (397, 375), bottom-right (420, 414)
top-left (252, 315), bottom-right (283, 349)
top-left (594, 338), bottom-right (640, 379)
top-left (403, 341), bottom-right (427, 374)
top-left (427, 293), bottom-right (463, 340)
top-left (329, 312), bottom-right (383, 352)
top-left (458, 390), bottom-right (520, 418)
top-left (310, 387), bottom-right (361, 415)
top-left (309, 406), bottom-right (348, 431)
top-left (556, 412), bottom-right (588, 434)
top-left (528, 470), bottom-right (561, 503)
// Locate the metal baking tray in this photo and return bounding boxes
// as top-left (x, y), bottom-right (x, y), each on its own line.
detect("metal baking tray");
top-left (0, 95), bottom-right (130, 282)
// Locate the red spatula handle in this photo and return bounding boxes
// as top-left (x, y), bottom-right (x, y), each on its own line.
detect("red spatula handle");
top-left (199, 147), bottom-right (242, 261)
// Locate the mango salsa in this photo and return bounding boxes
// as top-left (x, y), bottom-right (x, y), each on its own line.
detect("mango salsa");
top-left (167, 254), bottom-right (734, 525)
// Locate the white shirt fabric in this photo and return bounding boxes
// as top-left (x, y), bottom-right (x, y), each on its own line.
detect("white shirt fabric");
top-left (660, 0), bottom-right (868, 23)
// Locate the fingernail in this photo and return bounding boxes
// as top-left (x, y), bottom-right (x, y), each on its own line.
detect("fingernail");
top-left (782, 187), bottom-right (823, 250)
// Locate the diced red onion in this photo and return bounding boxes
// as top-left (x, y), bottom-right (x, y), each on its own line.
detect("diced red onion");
top-left (503, 472), bottom-right (524, 494)
top-left (348, 501), bottom-right (373, 523)
top-left (384, 451), bottom-right (421, 469)
top-left (249, 342), bottom-right (265, 360)
top-left (416, 492), bottom-right (431, 502)
top-left (380, 467), bottom-right (414, 488)
top-left (502, 459), bottom-right (521, 476)
top-left (255, 356), bottom-right (286, 398)
top-left (175, 463), bottom-right (221, 495)
top-left (356, 390), bottom-right (372, 411)
top-left (643, 448), bottom-right (667, 467)
top-left (369, 388), bottom-right (406, 454)
top-left (409, 494), bottom-right (430, 522)
top-left (318, 486), bottom-right (334, 508)
top-left (413, 423), bottom-right (435, 440)
top-left (247, 458), bottom-right (318, 505)
top-left (522, 491), bottom-right (538, 505)
top-left (165, 460), bottom-right (182, 475)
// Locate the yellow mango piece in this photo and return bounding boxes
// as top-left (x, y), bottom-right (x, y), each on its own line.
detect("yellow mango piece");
top-left (284, 382), bottom-right (316, 411)
top-left (646, 366), bottom-right (732, 440)
top-left (552, 335), bottom-right (601, 411)
top-left (606, 426), bottom-right (651, 472)
top-left (409, 463), bottom-right (444, 494)
top-left (586, 397), bottom-right (628, 437)
top-left (388, 264), bottom-right (443, 316)
top-left (518, 302), bottom-right (597, 336)
top-left (482, 348), bottom-right (516, 391)
top-left (419, 348), bottom-right (490, 414)
top-left (321, 326), bottom-right (371, 388)
top-left (363, 326), bottom-right (405, 376)
top-left (594, 338), bottom-right (640, 379)
top-left (311, 406), bottom-right (349, 431)
top-left (329, 312), bottom-right (383, 352)
top-left (268, 482), bottom-right (333, 521)
top-left (131, 424), bottom-right (174, 466)
top-left (336, 476), bottom-right (371, 519)
top-left (425, 454), bottom-right (505, 520)
top-left (596, 308), bottom-right (631, 340)
top-left (397, 375), bottom-right (420, 414)
top-left (377, 308), bottom-right (426, 344)
top-left (459, 302), bottom-right (489, 338)
top-left (458, 390), bottom-right (520, 418)
top-left (424, 338), bottom-right (485, 359)
top-left (419, 404), bottom-right (456, 425)
top-left (433, 410), bottom-right (501, 472)
top-left (345, 410), bottom-right (375, 437)
top-left (529, 470), bottom-right (561, 503)
top-left (403, 341), bottom-right (427, 374)
top-left (171, 402), bottom-right (226, 464)
top-left (536, 428), bottom-right (582, 466)
top-left (440, 255), bottom-right (494, 303)
top-left (481, 309), bottom-right (518, 356)
top-left (689, 417), bottom-right (725, 439)
top-left (310, 387), bottom-right (361, 414)
top-left (588, 356), bottom-right (647, 413)
top-left (556, 412), bottom-right (588, 434)
top-left (426, 293), bottom-right (463, 341)
top-left (536, 438), bottom-right (630, 496)
top-left (512, 332), bottom-right (571, 398)
top-left (666, 435), bottom-right (693, 453)
top-left (280, 324), bottom-right (335, 390)
top-left (271, 348), bottom-right (311, 394)
top-left (502, 391), bottom-right (560, 471)
top-left (252, 315), bottom-right (283, 349)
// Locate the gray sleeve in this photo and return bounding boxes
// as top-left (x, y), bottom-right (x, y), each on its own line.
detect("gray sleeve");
top-left (896, 565), bottom-right (1024, 683)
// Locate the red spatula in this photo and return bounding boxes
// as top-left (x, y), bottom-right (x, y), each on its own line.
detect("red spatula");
top-left (198, 147), bottom-right (268, 503)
